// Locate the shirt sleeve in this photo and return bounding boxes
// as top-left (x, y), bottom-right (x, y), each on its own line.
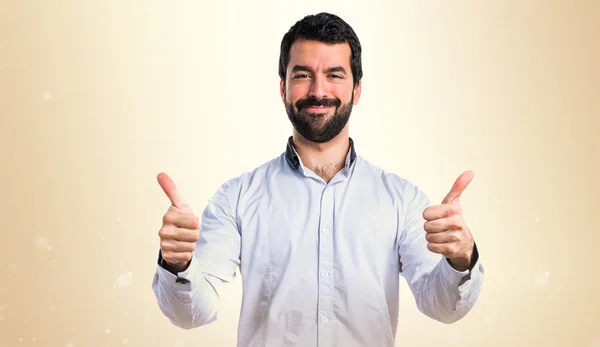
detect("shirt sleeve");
top-left (398, 183), bottom-right (484, 324)
top-left (151, 178), bottom-right (242, 329)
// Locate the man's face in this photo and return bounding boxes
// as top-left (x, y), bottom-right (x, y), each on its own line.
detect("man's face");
top-left (281, 39), bottom-right (361, 143)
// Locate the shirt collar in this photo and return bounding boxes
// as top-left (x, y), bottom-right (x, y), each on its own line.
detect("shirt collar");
top-left (285, 136), bottom-right (357, 171)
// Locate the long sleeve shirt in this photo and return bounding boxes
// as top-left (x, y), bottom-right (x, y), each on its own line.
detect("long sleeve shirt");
top-left (152, 136), bottom-right (484, 347)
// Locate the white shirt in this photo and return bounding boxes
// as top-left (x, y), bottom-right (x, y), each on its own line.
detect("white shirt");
top-left (152, 137), bottom-right (484, 347)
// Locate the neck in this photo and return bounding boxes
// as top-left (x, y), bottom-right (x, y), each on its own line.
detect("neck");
top-left (292, 127), bottom-right (351, 182)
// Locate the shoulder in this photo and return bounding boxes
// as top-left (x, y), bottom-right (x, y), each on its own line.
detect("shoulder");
top-left (209, 153), bottom-right (287, 203)
top-left (354, 155), bottom-right (431, 208)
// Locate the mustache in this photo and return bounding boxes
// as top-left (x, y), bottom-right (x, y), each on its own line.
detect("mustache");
top-left (296, 97), bottom-right (341, 109)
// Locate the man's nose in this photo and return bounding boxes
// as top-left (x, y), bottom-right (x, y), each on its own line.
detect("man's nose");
top-left (309, 76), bottom-right (327, 99)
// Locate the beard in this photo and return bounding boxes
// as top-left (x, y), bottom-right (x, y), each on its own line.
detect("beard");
top-left (285, 92), bottom-right (354, 143)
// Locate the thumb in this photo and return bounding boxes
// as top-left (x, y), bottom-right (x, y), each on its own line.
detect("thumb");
top-left (442, 170), bottom-right (474, 205)
top-left (157, 172), bottom-right (187, 208)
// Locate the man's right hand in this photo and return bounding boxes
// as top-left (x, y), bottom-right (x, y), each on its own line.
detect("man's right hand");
top-left (157, 172), bottom-right (201, 273)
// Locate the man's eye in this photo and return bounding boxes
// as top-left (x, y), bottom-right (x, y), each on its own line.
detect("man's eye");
top-left (329, 74), bottom-right (343, 79)
top-left (294, 74), bottom-right (309, 79)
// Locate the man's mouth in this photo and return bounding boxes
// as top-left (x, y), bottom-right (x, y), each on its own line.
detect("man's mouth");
top-left (303, 106), bottom-right (333, 113)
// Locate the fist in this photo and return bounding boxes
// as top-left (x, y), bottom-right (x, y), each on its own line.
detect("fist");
top-left (157, 172), bottom-right (201, 270)
top-left (423, 170), bottom-right (475, 271)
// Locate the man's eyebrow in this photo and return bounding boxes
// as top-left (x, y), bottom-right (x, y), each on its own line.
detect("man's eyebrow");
top-left (324, 66), bottom-right (347, 74)
top-left (290, 65), bottom-right (348, 74)
top-left (291, 65), bottom-right (313, 73)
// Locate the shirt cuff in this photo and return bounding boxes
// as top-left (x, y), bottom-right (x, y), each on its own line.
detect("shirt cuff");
top-left (440, 242), bottom-right (480, 287)
top-left (156, 249), bottom-right (194, 285)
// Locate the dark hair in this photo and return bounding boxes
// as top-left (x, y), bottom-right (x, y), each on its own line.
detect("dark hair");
top-left (278, 12), bottom-right (363, 87)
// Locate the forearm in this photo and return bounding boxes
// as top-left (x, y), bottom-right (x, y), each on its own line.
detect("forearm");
top-left (151, 254), bottom-right (224, 329)
top-left (412, 245), bottom-right (484, 324)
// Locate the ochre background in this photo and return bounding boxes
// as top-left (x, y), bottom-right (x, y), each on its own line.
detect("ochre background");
top-left (1, 1), bottom-right (599, 346)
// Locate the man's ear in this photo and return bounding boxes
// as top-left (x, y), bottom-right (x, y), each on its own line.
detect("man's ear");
top-left (353, 80), bottom-right (362, 105)
top-left (280, 80), bottom-right (285, 103)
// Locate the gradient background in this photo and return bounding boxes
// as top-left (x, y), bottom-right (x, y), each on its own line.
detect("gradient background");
top-left (1, 1), bottom-right (599, 346)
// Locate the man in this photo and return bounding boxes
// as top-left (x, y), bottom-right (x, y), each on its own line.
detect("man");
top-left (152, 12), bottom-right (484, 347)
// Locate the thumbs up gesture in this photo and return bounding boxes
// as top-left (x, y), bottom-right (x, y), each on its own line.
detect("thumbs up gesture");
top-left (157, 172), bottom-right (201, 272)
top-left (423, 170), bottom-right (476, 272)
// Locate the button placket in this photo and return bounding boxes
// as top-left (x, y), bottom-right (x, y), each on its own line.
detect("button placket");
top-left (317, 185), bottom-right (335, 345)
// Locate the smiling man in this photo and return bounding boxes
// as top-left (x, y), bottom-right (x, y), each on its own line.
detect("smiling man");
top-left (152, 12), bottom-right (484, 347)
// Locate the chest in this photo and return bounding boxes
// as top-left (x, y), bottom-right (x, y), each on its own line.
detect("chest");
top-left (236, 180), bottom-right (401, 272)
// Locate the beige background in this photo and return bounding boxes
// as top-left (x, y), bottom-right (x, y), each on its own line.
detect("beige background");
top-left (1, 0), bottom-right (599, 346)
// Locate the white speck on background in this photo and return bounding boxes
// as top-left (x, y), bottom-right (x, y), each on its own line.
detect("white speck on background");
top-left (7, 264), bottom-right (17, 274)
top-left (52, 260), bottom-right (57, 264)
top-left (46, 246), bottom-right (52, 252)
top-left (484, 314), bottom-right (492, 322)
top-left (105, 328), bottom-right (111, 334)
top-left (32, 337), bottom-right (36, 342)
top-left (18, 337), bottom-right (23, 342)
top-left (523, 328), bottom-right (528, 333)
top-left (545, 272), bottom-right (550, 277)
top-left (117, 217), bottom-right (122, 222)
top-left (123, 339), bottom-right (129, 344)
top-left (34, 236), bottom-right (50, 249)
top-left (22, 319), bottom-right (27, 324)
top-left (115, 272), bottom-right (131, 288)
top-left (535, 273), bottom-right (550, 287)
top-left (535, 217), bottom-right (539, 223)
top-left (66, 342), bottom-right (76, 347)
top-left (43, 92), bottom-right (52, 101)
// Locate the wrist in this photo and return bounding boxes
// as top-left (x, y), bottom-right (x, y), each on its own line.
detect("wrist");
top-left (447, 256), bottom-right (471, 272)
top-left (163, 260), bottom-right (191, 273)
top-left (447, 242), bottom-right (478, 272)
top-left (157, 249), bottom-right (192, 274)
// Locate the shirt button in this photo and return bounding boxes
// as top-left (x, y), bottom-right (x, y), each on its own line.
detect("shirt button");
top-left (321, 270), bottom-right (329, 277)
top-left (321, 317), bottom-right (329, 323)
top-left (323, 228), bottom-right (330, 234)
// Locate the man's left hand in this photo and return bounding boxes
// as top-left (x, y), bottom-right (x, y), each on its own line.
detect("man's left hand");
top-left (423, 170), bottom-right (475, 272)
